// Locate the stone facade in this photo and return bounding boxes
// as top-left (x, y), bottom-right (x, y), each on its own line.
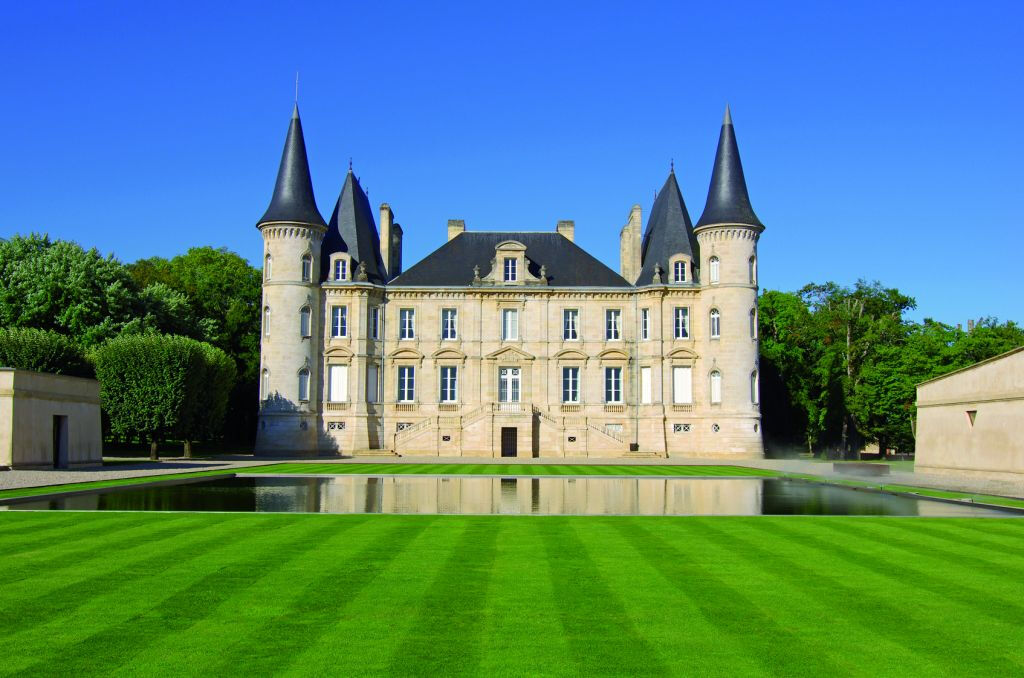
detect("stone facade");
top-left (915, 347), bottom-right (1024, 481)
top-left (254, 105), bottom-right (765, 459)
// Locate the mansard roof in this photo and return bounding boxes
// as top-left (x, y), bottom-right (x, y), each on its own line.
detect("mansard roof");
top-left (257, 105), bottom-right (327, 228)
top-left (321, 169), bottom-right (388, 283)
top-left (695, 106), bottom-right (764, 229)
top-left (390, 232), bottom-right (631, 288)
top-left (636, 171), bottom-right (699, 285)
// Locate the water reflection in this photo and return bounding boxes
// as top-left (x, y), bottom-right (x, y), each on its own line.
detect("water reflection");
top-left (3, 476), bottom-right (1015, 517)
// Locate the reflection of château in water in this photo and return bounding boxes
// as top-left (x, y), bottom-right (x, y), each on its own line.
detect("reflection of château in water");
top-left (253, 476), bottom-right (764, 516)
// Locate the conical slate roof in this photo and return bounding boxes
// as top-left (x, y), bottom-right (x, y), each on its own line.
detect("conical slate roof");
top-left (321, 169), bottom-right (387, 283)
top-left (695, 106), bottom-right (763, 229)
top-left (257, 105), bottom-right (327, 228)
top-left (636, 170), bottom-right (699, 285)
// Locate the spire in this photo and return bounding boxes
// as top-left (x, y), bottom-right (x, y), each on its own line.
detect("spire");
top-left (257, 105), bottom-right (327, 228)
top-left (320, 169), bottom-right (388, 283)
top-left (635, 171), bottom-right (699, 285)
top-left (695, 106), bottom-right (763, 229)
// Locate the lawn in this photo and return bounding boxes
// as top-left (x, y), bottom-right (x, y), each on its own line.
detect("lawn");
top-left (1, 512), bottom-right (1022, 676)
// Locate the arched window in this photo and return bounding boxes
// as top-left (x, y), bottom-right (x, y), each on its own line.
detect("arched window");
top-left (261, 368), bottom-right (270, 400)
top-left (750, 308), bottom-right (757, 339)
top-left (264, 254), bottom-right (272, 281)
top-left (750, 370), bottom-right (759, 404)
top-left (709, 256), bottom-right (720, 284)
top-left (297, 368), bottom-right (310, 401)
top-left (299, 306), bottom-right (311, 337)
top-left (263, 306), bottom-right (271, 337)
top-left (749, 256), bottom-right (757, 285)
top-left (301, 254), bottom-right (312, 282)
top-left (710, 309), bottom-right (721, 339)
top-left (673, 260), bottom-right (686, 283)
top-left (710, 370), bottom-right (722, 404)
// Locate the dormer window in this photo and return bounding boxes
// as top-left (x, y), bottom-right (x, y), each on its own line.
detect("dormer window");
top-left (673, 261), bottom-right (686, 283)
top-left (334, 259), bottom-right (348, 281)
top-left (504, 257), bottom-right (517, 282)
top-left (301, 254), bottom-right (312, 282)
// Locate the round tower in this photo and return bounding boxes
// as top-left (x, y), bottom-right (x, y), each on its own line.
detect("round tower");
top-left (693, 106), bottom-right (764, 458)
top-left (255, 105), bottom-right (328, 455)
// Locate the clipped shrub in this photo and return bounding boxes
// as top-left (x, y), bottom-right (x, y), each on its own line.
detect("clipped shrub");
top-left (0, 326), bottom-right (93, 378)
top-left (194, 342), bottom-right (237, 445)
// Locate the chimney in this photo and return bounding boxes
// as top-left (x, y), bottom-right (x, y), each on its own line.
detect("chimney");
top-left (968, 319), bottom-right (975, 332)
top-left (390, 223), bottom-right (403, 278)
top-left (556, 220), bottom-right (575, 242)
top-left (379, 203), bottom-right (394, 279)
top-left (447, 219), bottom-right (466, 241)
top-left (957, 323), bottom-right (962, 331)
top-left (619, 205), bottom-right (642, 283)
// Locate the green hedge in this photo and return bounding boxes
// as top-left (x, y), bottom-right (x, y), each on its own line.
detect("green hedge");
top-left (0, 326), bottom-right (93, 377)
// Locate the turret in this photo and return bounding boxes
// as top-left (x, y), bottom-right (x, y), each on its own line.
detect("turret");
top-left (321, 168), bottom-right (387, 284)
top-left (255, 104), bottom-right (327, 454)
top-left (637, 168), bottom-right (699, 286)
top-left (693, 106), bottom-right (764, 458)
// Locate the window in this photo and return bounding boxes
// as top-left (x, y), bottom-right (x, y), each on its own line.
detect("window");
top-left (502, 309), bottom-right (519, 341)
top-left (499, 367), bottom-right (521, 402)
top-left (298, 368), bottom-right (310, 401)
top-left (604, 367), bottom-right (623, 403)
top-left (640, 308), bottom-right (650, 341)
top-left (710, 309), bottom-right (721, 339)
top-left (299, 306), bottom-right (311, 338)
top-left (606, 309), bottom-right (621, 340)
top-left (366, 364), bottom-right (379, 402)
top-left (750, 370), bottom-right (759, 404)
top-left (264, 254), bottom-right (272, 281)
top-left (397, 366), bottom-right (415, 402)
top-left (674, 307), bottom-right (690, 339)
top-left (749, 256), bottom-right (757, 285)
top-left (710, 370), bottom-right (722, 404)
top-left (399, 309), bottom-right (415, 339)
top-left (263, 306), bottom-right (271, 337)
top-left (370, 307), bottom-right (379, 340)
top-left (562, 367), bottom-right (580, 403)
top-left (504, 257), bottom-right (517, 282)
top-left (331, 306), bottom-right (347, 338)
top-left (709, 256), bottom-right (720, 284)
top-left (563, 309), bottom-right (579, 340)
top-left (750, 308), bottom-right (757, 339)
top-left (673, 260), bottom-right (686, 283)
top-left (261, 369), bottom-right (270, 399)
top-left (440, 366), bottom-right (458, 402)
top-left (301, 254), bottom-right (312, 282)
top-left (334, 259), bottom-right (347, 281)
top-left (329, 365), bottom-right (348, 402)
top-left (673, 366), bottom-right (693, 404)
top-left (640, 366), bottom-right (652, 404)
top-left (442, 308), bottom-right (458, 340)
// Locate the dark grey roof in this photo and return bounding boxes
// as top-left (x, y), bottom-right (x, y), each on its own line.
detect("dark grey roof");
top-left (390, 232), bottom-right (631, 288)
top-left (257, 105), bottom-right (327, 228)
top-left (636, 171), bottom-right (699, 285)
top-left (321, 170), bottom-right (387, 283)
top-left (695, 106), bottom-right (763, 229)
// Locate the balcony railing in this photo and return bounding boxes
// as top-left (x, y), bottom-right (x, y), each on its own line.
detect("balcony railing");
top-left (604, 404), bottom-right (626, 413)
top-left (672, 404), bottom-right (694, 412)
top-left (493, 402), bottom-right (522, 414)
top-left (395, 403), bottom-right (417, 412)
top-left (324, 401), bottom-right (349, 411)
top-left (438, 403), bottom-right (459, 412)
top-left (560, 404), bottom-right (581, 413)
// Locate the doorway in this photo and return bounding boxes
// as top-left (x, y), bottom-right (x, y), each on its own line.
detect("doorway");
top-left (501, 427), bottom-right (518, 457)
top-left (52, 415), bottom-right (69, 469)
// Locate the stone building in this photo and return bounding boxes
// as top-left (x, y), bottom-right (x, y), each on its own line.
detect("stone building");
top-left (255, 105), bottom-right (765, 459)
top-left (915, 347), bottom-right (1024, 481)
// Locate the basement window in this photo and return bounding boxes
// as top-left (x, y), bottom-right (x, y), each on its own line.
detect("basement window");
top-left (966, 410), bottom-right (977, 429)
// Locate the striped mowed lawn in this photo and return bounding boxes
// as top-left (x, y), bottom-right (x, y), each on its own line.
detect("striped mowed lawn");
top-left (1, 512), bottom-right (1022, 676)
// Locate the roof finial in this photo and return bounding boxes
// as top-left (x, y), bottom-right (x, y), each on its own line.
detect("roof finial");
top-left (723, 103), bottom-right (732, 126)
top-left (295, 72), bottom-right (299, 104)
top-left (670, 158), bottom-right (674, 173)
top-left (348, 157), bottom-right (353, 173)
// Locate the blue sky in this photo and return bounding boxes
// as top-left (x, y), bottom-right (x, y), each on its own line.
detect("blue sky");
top-left (2, 1), bottom-right (1021, 324)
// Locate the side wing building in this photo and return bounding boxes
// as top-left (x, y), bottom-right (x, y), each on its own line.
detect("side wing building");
top-left (255, 105), bottom-right (765, 459)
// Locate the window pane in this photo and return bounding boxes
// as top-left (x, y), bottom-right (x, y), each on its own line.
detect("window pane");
top-left (640, 309), bottom-right (649, 340)
top-left (710, 371), bottom-right (722, 404)
top-left (673, 367), bottom-right (693, 404)
top-left (641, 366), bottom-right (652, 404)
top-left (563, 309), bottom-right (578, 340)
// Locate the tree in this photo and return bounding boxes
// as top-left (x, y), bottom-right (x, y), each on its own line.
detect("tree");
top-left (0, 327), bottom-right (93, 378)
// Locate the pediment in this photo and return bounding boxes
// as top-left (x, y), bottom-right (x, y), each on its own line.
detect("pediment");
top-left (324, 346), bottom-right (354, 359)
top-left (432, 347), bottom-right (467, 361)
top-left (495, 240), bottom-right (527, 252)
top-left (598, 348), bottom-right (629, 361)
top-left (388, 347), bottom-right (425, 360)
top-left (667, 347), bottom-right (699, 360)
top-left (484, 345), bottom-right (535, 361)
top-left (553, 349), bottom-right (589, 361)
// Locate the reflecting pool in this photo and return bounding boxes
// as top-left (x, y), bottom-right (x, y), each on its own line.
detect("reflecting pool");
top-left (2, 475), bottom-right (1017, 517)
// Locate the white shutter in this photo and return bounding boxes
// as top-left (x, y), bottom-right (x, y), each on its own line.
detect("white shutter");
top-left (329, 365), bottom-right (348, 402)
top-left (640, 367), bottom-right (652, 404)
top-left (366, 365), bottom-right (378, 403)
top-left (673, 367), bottom-right (692, 404)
